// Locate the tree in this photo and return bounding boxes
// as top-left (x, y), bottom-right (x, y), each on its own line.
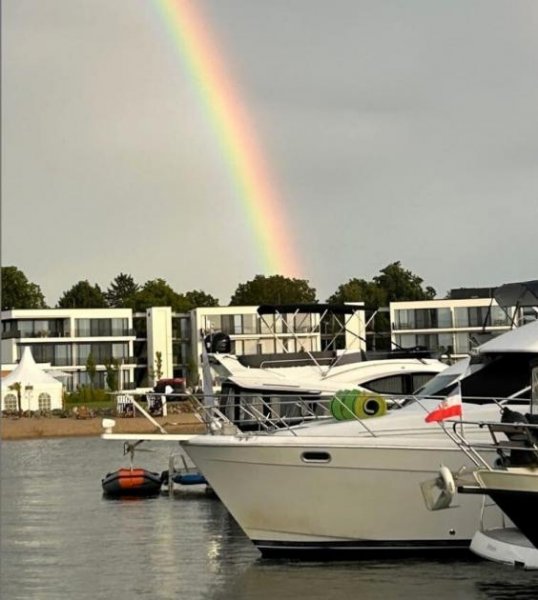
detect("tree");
top-left (149, 351), bottom-right (164, 384)
top-left (105, 273), bottom-right (140, 308)
top-left (57, 280), bottom-right (107, 308)
top-left (184, 290), bottom-right (219, 309)
top-left (327, 263), bottom-right (436, 307)
top-left (104, 358), bottom-right (120, 391)
top-left (326, 278), bottom-right (385, 308)
top-left (373, 261), bottom-right (436, 302)
top-left (1, 266), bottom-right (47, 310)
top-left (132, 279), bottom-right (191, 312)
top-left (229, 275), bottom-right (317, 306)
top-left (326, 262), bottom-right (436, 351)
top-left (86, 353), bottom-right (97, 389)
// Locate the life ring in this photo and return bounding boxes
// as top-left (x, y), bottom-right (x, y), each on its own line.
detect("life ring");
top-left (438, 464), bottom-right (456, 496)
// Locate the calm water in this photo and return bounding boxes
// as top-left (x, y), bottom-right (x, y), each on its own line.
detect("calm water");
top-left (2, 437), bottom-right (538, 600)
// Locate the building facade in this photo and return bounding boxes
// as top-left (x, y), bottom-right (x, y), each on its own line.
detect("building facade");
top-left (390, 297), bottom-right (521, 358)
top-left (1, 305), bottom-right (365, 391)
top-left (3, 294), bottom-right (533, 391)
top-left (1, 309), bottom-right (137, 391)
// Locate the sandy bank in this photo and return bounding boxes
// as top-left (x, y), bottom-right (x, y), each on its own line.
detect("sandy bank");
top-left (1, 413), bottom-right (207, 441)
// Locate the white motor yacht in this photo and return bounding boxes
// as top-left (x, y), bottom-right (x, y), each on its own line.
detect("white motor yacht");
top-left (182, 320), bottom-right (538, 558)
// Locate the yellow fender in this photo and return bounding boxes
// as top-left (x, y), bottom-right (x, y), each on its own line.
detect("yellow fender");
top-left (353, 393), bottom-right (387, 419)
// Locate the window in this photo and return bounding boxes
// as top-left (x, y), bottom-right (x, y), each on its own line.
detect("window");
top-left (259, 315), bottom-right (274, 334)
top-left (19, 344), bottom-right (55, 364)
top-left (204, 315), bottom-right (222, 332)
top-left (454, 333), bottom-right (471, 354)
top-left (3, 394), bottom-right (17, 411)
top-left (491, 306), bottom-right (510, 327)
top-left (395, 334), bottom-right (417, 349)
top-left (454, 308), bottom-right (469, 328)
top-left (38, 393), bottom-right (51, 411)
top-left (242, 314), bottom-right (257, 334)
top-left (76, 319), bottom-right (91, 337)
top-left (395, 309), bottom-right (414, 330)
top-left (55, 345), bottom-right (72, 367)
top-left (111, 318), bottom-right (128, 336)
top-left (365, 375), bottom-right (405, 394)
top-left (437, 308), bottom-right (452, 328)
top-left (412, 373), bottom-right (436, 393)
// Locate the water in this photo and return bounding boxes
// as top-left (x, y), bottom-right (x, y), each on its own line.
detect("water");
top-left (2, 437), bottom-right (538, 600)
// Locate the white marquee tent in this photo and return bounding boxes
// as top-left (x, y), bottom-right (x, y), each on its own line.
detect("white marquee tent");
top-left (1, 348), bottom-right (63, 412)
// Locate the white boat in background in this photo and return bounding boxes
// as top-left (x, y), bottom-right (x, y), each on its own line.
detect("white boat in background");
top-left (206, 303), bottom-right (448, 425)
top-left (182, 320), bottom-right (538, 558)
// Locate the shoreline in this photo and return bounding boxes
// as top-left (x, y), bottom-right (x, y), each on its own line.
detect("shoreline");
top-left (1, 413), bottom-right (206, 441)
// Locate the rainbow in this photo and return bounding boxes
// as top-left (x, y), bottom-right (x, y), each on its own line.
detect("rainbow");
top-left (155, 0), bottom-right (302, 276)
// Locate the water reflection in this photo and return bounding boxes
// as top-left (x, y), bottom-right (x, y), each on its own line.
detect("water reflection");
top-left (2, 438), bottom-right (538, 600)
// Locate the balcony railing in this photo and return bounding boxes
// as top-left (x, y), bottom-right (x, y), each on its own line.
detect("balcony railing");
top-left (2, 330), bottom-right (71, 339)
top-left (73, 328), bottom-right (136, 338)
top-left (72, 355), bottom-right (137, 367)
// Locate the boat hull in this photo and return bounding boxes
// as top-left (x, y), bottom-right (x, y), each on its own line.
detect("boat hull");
top-left (473, 469), bottom-right (538, 548)
top-left (101, 468), bottom-right (162, 498)
top-left (182, 435), bottom-right (505, 558)
top-left (470, 528), bottom-right (538, 569)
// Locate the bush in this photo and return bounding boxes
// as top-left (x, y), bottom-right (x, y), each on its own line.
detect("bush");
top-left (64, 386), bottom-right (110, 405)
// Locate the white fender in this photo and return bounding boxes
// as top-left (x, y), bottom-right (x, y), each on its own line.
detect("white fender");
top-left (439, 464), bottom-right (456, 496)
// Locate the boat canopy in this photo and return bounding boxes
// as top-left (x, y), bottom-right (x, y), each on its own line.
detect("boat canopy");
top-left (478, 319), bottom-right (538, 354)
top-left (257, 303), bottom-right (365, 316)
top-left (494, 280), bottom-right (538, 309)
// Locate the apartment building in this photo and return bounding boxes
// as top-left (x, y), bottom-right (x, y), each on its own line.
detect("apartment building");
top-left (3, 291), bottom-right (532, 390)
top-left (390, 296), bottom-right (523, 359)
top-left (1, 305), bottom-right (365, 391)
top-left (1, 309), bottom-right (137, 390)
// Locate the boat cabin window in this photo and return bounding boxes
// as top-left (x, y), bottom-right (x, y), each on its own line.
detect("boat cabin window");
top-left (363, 373), bottom-right (438, 396)
top-left (219, 383), bottom-right (325, 428)
top-left (414, 357), bottom-right (473, 397)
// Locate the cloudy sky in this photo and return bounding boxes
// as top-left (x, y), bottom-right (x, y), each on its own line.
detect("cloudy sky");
top-left (3, 0), bottom-right (537, 306)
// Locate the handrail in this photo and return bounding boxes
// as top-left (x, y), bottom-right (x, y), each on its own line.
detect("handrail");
top-left (446, 419), bottom-right (538, 469)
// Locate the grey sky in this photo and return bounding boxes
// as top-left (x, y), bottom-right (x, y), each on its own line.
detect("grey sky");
top-left (3, 0), bottom-right (537, 306)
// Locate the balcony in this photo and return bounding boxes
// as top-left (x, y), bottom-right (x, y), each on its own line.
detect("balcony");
top-left (73, 355), bottom-right (137, 367)
top-left (74, 328), bottom-right (136, 338)
top-left (1, 330), bottom-right (71, 339)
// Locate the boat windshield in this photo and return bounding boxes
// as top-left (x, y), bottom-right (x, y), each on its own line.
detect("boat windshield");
top-left (413, 357), bottom-right (473, 398)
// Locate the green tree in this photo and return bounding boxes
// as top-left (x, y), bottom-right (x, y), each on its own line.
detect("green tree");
top-left (132, 279), bottom-right (191, 312)
top-left (105, 273), bottom-right (140, 308)
top-left (57, 280), bottom-right (107, 308)
top-left (326, 278), bottom-right (385, 307)
top-left (148, 351), bottom-right (164, 383)
top-left (326, 262), bottom-right (436, 351)
top-left (86, 352), bottom-right (97, 389)
top-left (1, 266), bottom-right (47, 310)
top-left (373, 261), bottom-right (436, 302)
top-left (104, 358), bottom-right (120, 391)
top-left (184, 290), bottom-right (219, 309)
top-left (230, 275), bottom-right (317, 305)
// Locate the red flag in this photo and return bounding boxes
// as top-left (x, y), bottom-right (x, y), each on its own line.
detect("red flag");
top-left (425, 382), bottom-right (462, 423)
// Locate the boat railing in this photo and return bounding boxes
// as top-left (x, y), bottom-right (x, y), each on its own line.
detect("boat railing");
top-left (109, 388), bottom-right (399, 437)
top-left (109, 389), bottom-right (532, 440)
top-left (445, 417), bottom-right (538, 469)
top-left (181, 390), bottom-right (405, 437)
